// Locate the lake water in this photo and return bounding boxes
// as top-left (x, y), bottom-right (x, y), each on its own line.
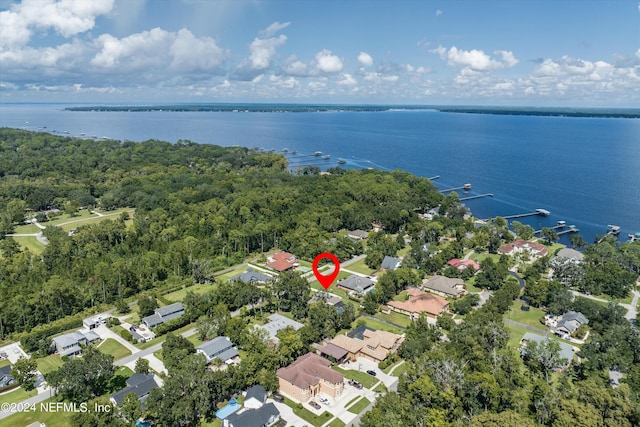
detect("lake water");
top-left (1, 103), bottom-right (639, 245)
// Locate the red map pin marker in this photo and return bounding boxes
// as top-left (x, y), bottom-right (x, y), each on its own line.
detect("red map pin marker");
top-left (312, 252), bottom-right (340, 290)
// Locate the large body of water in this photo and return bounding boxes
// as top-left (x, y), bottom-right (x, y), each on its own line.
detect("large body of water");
top-left (1, 103), bottom-right (639, 245)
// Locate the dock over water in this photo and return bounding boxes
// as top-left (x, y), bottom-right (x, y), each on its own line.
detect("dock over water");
top-left (499, 209), bottom-right (551, 220)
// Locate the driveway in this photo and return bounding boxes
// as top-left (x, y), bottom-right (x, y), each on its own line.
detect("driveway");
top-left (94, 324), bottom-right (140, 354)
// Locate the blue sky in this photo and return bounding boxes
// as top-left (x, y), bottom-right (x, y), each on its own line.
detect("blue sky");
top-left (1, 0), bottom-right (639, 106)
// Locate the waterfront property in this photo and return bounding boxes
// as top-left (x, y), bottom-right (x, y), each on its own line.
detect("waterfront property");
top-left (498, 239), bottom-right (548, 257)
top-left (553, 248), bottom-right (585, 263)
top-left (277, 353), bottom-right (344, 402)
top-left (142, 302), bottom-right (185, 328)
top-left (387, 288), bottom-right (449, 318)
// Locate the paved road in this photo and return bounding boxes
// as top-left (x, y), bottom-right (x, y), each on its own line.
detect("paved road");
top-left (624, 289), bottom-right (639, 321)
top-left (509, 270), bottom-right (525, 289)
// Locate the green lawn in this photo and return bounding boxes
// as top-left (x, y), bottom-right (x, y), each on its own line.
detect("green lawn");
top-left (332, 366), bottom-right (377, 389)
top-left (96, 338), bottom-right (132, 360)
top-left (374, 311), bottom-right (411, 328)
top-left (0, 386), bottom-right (37, 405)
top-left (347, 396), bottom-right (371, 414)
top-left (153, 349), bottom-right (164, 361)
top-left (283, 397), bottom-right (333, 427)
top-left (505, 300), bottom-right (546, 329)
top-left (504, 322), bottom-right (532, 351)
top-left (0, 359), bottom-right (10, 368)
top-left (11, 235), bottom-right (45, 255)
top-left (0, 396), bottom-right (72, 427)
top-left (465, 276), bottom-right (483, 293)
top-left (345, 258), bottom-right (376, 276)
top-left (12, 223), bottom-right (40, 234)
top-left (201, 419), bottom-right (223, 427)
top-left (373, 382), bottom-right (388, 393)
top-left (187, 334), bottom-right (204, 347)
top-left (392, 291), bottom-right (408, 301)
top-left (328, 418), bottom-right (346, 427)
top-left (163, 282), bottom-right (218, 302)
top-left (354, 317), bottom-right (404, 335)
top-left (36, 355), bottom-right (63, 375)
top-left (383, 360), bottom-right (407, 376)
top-left (344, 395), bottom-right (361, 408)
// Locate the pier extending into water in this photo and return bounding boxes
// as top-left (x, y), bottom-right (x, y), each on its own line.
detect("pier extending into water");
top-left (440, 183), bottom-right (472, 193)
top-left (459, 193), bottom-right (494, 201)
top-left (557, 226), bottom-right (580, 235)
top-left (500, 209), bottom-right (551, 220)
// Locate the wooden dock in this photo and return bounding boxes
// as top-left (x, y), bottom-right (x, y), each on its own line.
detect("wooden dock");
top-left (500, 209), bottom-right (551, 220)
top-left (439, 183), bottom-right (472, 193)
top-left (459, 193), bottom-right (494, 201)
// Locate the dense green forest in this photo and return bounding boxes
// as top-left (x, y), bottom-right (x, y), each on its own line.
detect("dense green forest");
top-left (0, 128), bottom-right (441, 338)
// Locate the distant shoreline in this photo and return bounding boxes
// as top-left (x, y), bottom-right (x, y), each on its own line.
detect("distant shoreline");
top-left (64, 104), bottom-right (640, 119)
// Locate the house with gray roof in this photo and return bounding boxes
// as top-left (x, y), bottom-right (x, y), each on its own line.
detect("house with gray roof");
top-left (422, 275), bottom-right (465, 298)
top-left (520, 332), bottom-right (575, 369)
top-left (244, 384), bottom-right (267, 409)
top-left (226, 402), bottom-right (280, 427)
top-left (555, 311), bottom-right (588, 337)
top-left (196, 336), bottom-right (239, 365)
top-left (52, 330), bottom-right (101, 357)
top-left (230, 268), bottom-right (272, 284)
top-left (110, 373), bottom-right (159, 408)
top-left (347, 230), bottom-right (369, 240)
top-left (381, 256), bottom-right (401, 271)
top-left (337, 275), bottom-right (375, 295)
top-left (555, 248), bottom-right (585, 263)
top-left (0, 365), bottom-right (15, 389)
top-left (142, 302), bottom-right (185, 329)
top-left (257, 313), bottom-right (304, 344)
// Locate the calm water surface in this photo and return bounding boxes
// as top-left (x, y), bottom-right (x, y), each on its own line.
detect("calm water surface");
top-left (1, 103), bottom-right (639, 244)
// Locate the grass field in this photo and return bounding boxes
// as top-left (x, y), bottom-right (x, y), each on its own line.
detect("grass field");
top-left (344, 258), bottom-right (376, 276)
top-left (504, 322), bottom-right (532, 351)
top-left (11, 235), bottom-right (45, 254)
top-left (216, 267), bottom-right (252, 282)
top-left (0, 359), bottom-right (10, 368)
top-left (505, 301), bottom-right (546, 329)
top-left (187, 334), bottom-right (204, 347)
top-left (374, 311), bottom-right (411, 328)
top-left (36, 355), bottom-right (63, 375)
top-left (163, 282), bottom-right (218, 302)
top-left (0, 386), bottom-right (37, 405)
top-left (347, 396), bottom-right (371, 414)
top-left (354, 317), bottom-right (404, 335)
top-left (12, 223), bottom-right (40, 234)
top-left (383, 360), bottom-right (407, 376)
top-left (373, 382), bottom-right (388, 393)
top-left (97, 338), bottom-right (132, 360)
top-left (327, 418), bottom-right (346, 427)
top-left (465, 276), bottom-right (483, 293)
top-left (332, 366), bottom-right (377, 389)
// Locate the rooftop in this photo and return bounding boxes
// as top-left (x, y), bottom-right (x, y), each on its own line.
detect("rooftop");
top-left (388, 288), bottom-right (449, 316)
top-left (277, 353), bottom-right (343, 390)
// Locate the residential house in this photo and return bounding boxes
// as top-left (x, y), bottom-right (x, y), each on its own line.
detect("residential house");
top-left (388, 288), bottom-right (449, 319)
top-left (381, 256), bottom-right (401, 271)
top-left (82, 316), bottom-right (101, 330)
top-left (329, 329), bottom-right (404, 363)
top-left (498, 240), bottom-right (548, 257)
top-left (446, 258), bottom-right (480, 272)
top-left (230, 268), bottom-right (273, 284)
top-left (554, 248), bottom-right (585, 263)
top-left (337, 275), bottom-right (375, 295)
top-left (277, 353), bottom-right (344, 402)
top-left (196, 336), bottom-right (239, 365)
top-left (318, 343), bottom-right (349, 363)
top-left (555, 311), bottom-right (588, 338)
top-left (520, 333), bottom-right (574, 369)
top-left (110, 373), bottom-right (159, 408)
top-left (347, 230), bottom-right (369, 241)
top-left (52, 330), bottom-right (101, 357)
top-left (243, 384), bottom-right (267, 409)
top-left (267, 252), bottom-right (299, 272)
top-left (142, 302), bottom-right (185, 329)
top-left (0, 366), bottom-right (15, 389)
top-left (371, 221), bottom-right (384, 232)
top-left (225, 402), bottom-right (280, 427)
top-left (422, 275), bottom-right (466, 298)
top-left (309, 292), bottom-right (345, 313)
top-left (257, 313), bottom-right (304, 345)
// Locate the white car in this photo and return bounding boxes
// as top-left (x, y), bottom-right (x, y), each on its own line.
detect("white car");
top-left (319, 397), bottom-right (329, 405)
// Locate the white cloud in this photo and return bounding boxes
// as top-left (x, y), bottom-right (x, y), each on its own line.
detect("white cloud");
top-left (433, 45), bottom-right (519, 71)
top-left (248, 34), bottom-right (287, 70)
top-left (282, 56), bottom-right (310, 76)
top-left (260, 21), bottom-right (290, 37)
top-left (358, 52), bottom-right (373, 67)
top-left (636, 48), bottom-right (640, 59)
top-left (269, 75), bottom-right (300, 89)
top-left (435, 9), bottom-right (443, 17)
top-left (337, 73), bottom-right (357, 86)
top-left (0, 0), bottom-right (114, 48)
top-left (315, 49), bottom-right (343, 73)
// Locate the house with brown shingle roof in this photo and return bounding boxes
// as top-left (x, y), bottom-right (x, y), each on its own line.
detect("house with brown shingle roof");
top-left (328, 329), bottom-right (404, 363)
top-left (388, 288), bottom-right (449, 319)
top-left (277, 353), bottom-right (344, 403)
top-left (422, 275), bottom-right (466, 298)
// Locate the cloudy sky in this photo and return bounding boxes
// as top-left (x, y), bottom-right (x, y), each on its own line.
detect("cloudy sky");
top-left (1, 0), bottom-right (639, 106)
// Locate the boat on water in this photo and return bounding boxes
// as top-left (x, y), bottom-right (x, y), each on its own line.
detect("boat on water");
top-left (337, 158), bottom-right (346, 164)
top-left (291, 149), bottom-right (297, 154)
top-left (557, 220), bottom-right (566, 227)
top-left (282, 148), bottom-right (288, 152)
top-left (607, 225), bottom-right (620, 235)
top-left (628, 232), bottom-right (640, 242)
top-left (323, 155), bottom-right (331, 160)
top-left (313, 151), bottom-right (322, 156)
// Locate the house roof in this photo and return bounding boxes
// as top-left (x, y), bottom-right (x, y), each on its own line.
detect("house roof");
top-left (348, 230), bottom-right (369, 239)
top-left (422, 275), bottom-right (465, 296)
top-left (84, 330), bottom-right (101, 342)
top-left (277, 353), bottom-right (343, 390)
top-left (499, 240), bottom-right (548, 256)
top-left (156, 302), bottom-right (184, 318)
top-left (259, 314), bottom-right (304, 343)
top-left (330, 334), bottom-right (364, 354)
top-left (127, 373), bottom-right (154, 387)
top-left (388, 288), bottom-right (449, 316)
top-left (337, 275), bottom-right (375, 292)
top-left (230, 268), bottom-right (272, 284)
top-left (110, 374), bottom-right (159, 406)
top-left (381, 256), bottom-right (401, 270)
top-left (197, 336), bottom-right (239, 361)
top-left (227, 402), bottom-right (280, 427)
top-left (521, 333), bottom-right (574, 365)
top-left (363, 329), bottom-right (403, 350)
top-left (268, 252), bottom-right (298, 271)
top-left (556, 248), bottom-right (585, 262)
top-left (142, 314), bottom-right (163, 328)
top-left (245, 384), bottom-right (267, 402)
top-left (447, 258), bottom-right (480, 271)
top-left (348, 325), bottom-right (374, 340)
top-left (319, 343), bottom-right (349, 360)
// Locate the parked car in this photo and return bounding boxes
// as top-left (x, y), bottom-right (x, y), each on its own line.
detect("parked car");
top-left (319, 397), bottom-right (329, 405)
top-left (366, 369), bottom-right (377, 376)
top-left (348, 379), bottom-right (363, 389)
top-left (272, 393), bottom-right (284, 403)
top-left (309, 401), bottom-right (321, 410)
